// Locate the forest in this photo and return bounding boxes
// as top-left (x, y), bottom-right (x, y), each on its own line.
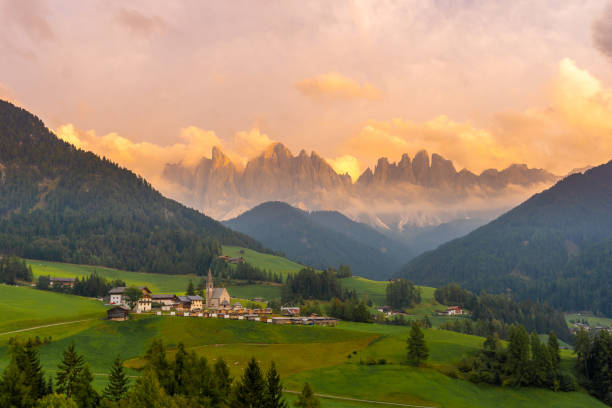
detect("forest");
top-left (435, 284), bottom-right (571, 341)
top-left (0, 100), bottom-right (267, 276)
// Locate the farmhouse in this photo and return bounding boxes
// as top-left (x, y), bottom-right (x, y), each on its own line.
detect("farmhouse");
top-left (281, 306), bottom-right (300, 316)
top-left (229, 257), bottom-right (245, 264)
top-left (49, 277), bottom-right (76, 288)
top-left (109, 286), bottom-right (152, 312)
top-left (152, 294), bottom-right (178, 310)
top-left (446, 306), bottom-right (463, 316)
top-left (205, 269), bottom-right (231, 308)
top-left (177, 295), bottom-right (204, 312)
top-left (107, 306), bottom-right (130, 321)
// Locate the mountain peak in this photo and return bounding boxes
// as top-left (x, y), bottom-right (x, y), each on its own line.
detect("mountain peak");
top-left (263, 142), bottom-right (292, 159)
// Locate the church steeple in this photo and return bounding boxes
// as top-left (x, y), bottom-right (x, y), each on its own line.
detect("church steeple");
top-left (206, 268), bottom-right (214, 307)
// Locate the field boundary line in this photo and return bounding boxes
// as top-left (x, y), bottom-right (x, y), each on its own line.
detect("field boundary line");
top-left (284, 389), bottom-right (436, 407)
top-left (0, 319), bottom-right (95, 336)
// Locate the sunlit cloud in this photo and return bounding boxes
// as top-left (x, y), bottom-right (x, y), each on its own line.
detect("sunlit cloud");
top-left (115, 7), bottom-right (166, 37)
top-left (344, 59), bottom-right (612, 175)
top-left (295, 73), bottom-right (382, 101)
top-left (326, 155), bottom-right (362, 181)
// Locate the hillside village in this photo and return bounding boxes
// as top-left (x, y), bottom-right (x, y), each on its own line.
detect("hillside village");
top-left (103, 269), bottom-right (339, 326)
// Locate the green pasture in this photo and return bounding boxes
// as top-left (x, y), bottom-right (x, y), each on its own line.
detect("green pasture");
top-left (566, 313), bottom-right (612, 329)
top-left (222, 246), bottom-right (305, 278)
top-left (0, 285), bottom-right (107, 333)
top-left (27, 259), bottom-right (281, 301)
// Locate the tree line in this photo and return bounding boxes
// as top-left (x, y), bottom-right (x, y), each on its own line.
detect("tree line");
top-left (0, 255), bottom-right (32, 284)
top-left (574, 328), bottom-right (612, 405)
top-left (457, 325), bottom-right (577, 392)
top-left (385, 279), bottom-right (421, 309)
top-left (211, 259), bottom-right (283, 284)
top-left (434, 283), bottom-right (571, 342)
top-left (36, 272), bottom-right (126, 298)
top-left (0, 337), bottom-right (320, 408)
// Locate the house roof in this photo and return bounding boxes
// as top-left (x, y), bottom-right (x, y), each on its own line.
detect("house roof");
top-left (151, 294), bottom-right (177, 300)
top-left (50, 277), bottom-right (76, 282)
top-left (109, 286), bottom-right (151, 295)
top-left (187, 295), bottom-right (203, 301)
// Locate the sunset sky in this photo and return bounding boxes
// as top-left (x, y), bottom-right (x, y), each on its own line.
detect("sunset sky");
top-left (2, 0), bottom-right (612, 185)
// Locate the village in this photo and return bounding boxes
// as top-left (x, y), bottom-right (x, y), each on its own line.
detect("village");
top-left (99, 270), bottom-right (339, 327)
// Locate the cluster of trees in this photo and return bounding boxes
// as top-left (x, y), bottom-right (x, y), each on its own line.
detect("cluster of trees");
top-left (0, 338), bottom-right (320, 408)
top-left (0, 255), bottom-right (32, 284)
top-left (457, 325), bottom-right (576, 391)
top-left (574, 328), bottom-right (612, 405)
top-left (385, 279), bottom-right (421, 310)
top-left (434, 284), bottom-right (571, 341)
top-left (335, 265), bottom-right (352, 278)
top-left (281, 268), bottom-right (342, 303)
top-left (327, 296), bottom-right (372, 323)
top-left (212, 260), bottom-right (283, 284)
top-left (0, 100), bottom-right (266, 277)
top-left (37, 272), bottom-right (125, 298)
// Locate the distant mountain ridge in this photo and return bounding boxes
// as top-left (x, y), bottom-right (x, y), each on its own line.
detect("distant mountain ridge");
top-left (398, 160), bottom-right (612, 315)
top-left (0, 100), bottom-right (266, 274)
top-left (224, 201), bottom-right (414, 279)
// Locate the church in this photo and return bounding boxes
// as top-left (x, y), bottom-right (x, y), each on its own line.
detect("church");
top-left (206, 269), bottom-right (231, 308)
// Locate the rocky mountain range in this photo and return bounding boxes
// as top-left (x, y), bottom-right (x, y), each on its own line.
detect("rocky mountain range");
top-left (163, 143), bottom-right (558, 236)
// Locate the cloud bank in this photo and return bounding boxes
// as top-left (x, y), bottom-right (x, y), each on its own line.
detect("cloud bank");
top-left (295, 73), bottom-right (382, 101)
top-left (593, 1), bottom-right (612, 58)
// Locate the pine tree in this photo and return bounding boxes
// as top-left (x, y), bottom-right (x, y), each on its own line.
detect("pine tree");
top-left (530, 331), bottom-right (552, 387)
top-left (126, 369), bottom-right (172, 408)
top-left (72, 365), bottom-right (99, 408)
top-left (574, 327), bottom-right (591, 379)
top-left (103, 356), bottom-right (130, 402)
top-left (0, 357), bottom-right (31, 408)
top-left (264, 362), bottom-right (287, 408)
top-left (548, 331), bottom-right (561, 372)
top-left (144, 339), bottom-right (172, 392)
top-left (56, 343), bottom-right (85, 398)
top-left (406, 322), bottom-right (429, 366)
top-left (293, 382), bottom-right (319, 408)
top-left (230, 357), bottom-right (265, 408)
top-left (186, 280), bottom-right (196, 296)
top-left (23, 339), bottom-right (48, 401)
top-left (214, 358), bottom-right (233, 403)
top-left (505, 325), bottom-right (531, 386)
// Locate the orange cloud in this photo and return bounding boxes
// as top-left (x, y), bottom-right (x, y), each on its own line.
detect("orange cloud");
top-left (296, 73), bottom-right (382, 101)
top-left (326, 155), bottom-right (362, 181)
top-left (344, 59), bottom-right (612, 175)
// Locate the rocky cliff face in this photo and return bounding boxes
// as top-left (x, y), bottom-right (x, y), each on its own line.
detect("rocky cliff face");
top-left (162, 144), bottom-right (558, 226)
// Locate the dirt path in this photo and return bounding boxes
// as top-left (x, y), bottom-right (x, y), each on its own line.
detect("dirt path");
top-left (0, 319), bottom-right (94, 336)
top-left (283, 390), bottom-right (436, 407)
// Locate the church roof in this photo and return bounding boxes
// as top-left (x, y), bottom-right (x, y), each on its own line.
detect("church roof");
top-left (210, 288), bottom-right (228, 299)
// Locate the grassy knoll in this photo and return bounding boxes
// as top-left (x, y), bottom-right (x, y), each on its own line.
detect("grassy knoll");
top-left (222, 246), bottom-right (305, 278)
top-left (0, 285), bottom-right (106, 333)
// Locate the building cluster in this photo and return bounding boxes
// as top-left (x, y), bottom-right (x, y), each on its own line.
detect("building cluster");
top-left (105, 270), bottom-right (338, 327)
top-left (217, 255), bottom-right (246, 264)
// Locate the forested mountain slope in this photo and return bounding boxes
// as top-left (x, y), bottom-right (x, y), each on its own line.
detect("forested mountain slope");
top-left (225, 201), bottom-right (412, 278)
top-left (0, 100), bottom-right (265, 274)
top-left (399, 160), bottom-right (612, 315)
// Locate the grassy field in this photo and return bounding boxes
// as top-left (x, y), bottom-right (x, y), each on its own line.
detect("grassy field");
top-left (27, 259), bottom-right (281, 301)
top-left (566, 313), bottom-right (612, 329)
top-left (0, 283), bottom-right (604, 407)
top-left (222, 246), bottom-right (305, 278)
top-left (0, 285), bottom-right (107, 333)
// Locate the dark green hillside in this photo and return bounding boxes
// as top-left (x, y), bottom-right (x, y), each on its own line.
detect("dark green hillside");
top-left (225, 201), bottom-right (409, 279)
top-left (0, 100), bottom-right (265, 274)
top-left (399, 160), bottom-right (612, 314)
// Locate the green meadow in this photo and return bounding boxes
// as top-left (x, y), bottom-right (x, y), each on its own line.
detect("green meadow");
top-left (222, 245), bottom-right (305, 278)
top-left (0, 285), bottom-right (107, 333)
top-left (0, 284), bottom-right (604, 407)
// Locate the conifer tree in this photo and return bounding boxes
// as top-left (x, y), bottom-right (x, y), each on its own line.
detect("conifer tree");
top-left (215, 358), bottom-right (233, 403)
top-left (264, 362), bottom-right (287, 408)
top-left (548, 331), bottom-right (561, 372)
top-left (406, 322), bottom-right (429, 366)
top-left (530, 331), bottom-right (552, 387)
top-left (505, 325), bottom-right (531, 386)
top-left (127, 369), bottom-right (172, 408)
top-left (103, 356), bottom-right (130, 402)
top-left (293, 382), bottom-right (319, 408)
top-left (230, 357), bottom-right (265, 408)
top-left (56, 343), bottom-right (85, 398)
top-left (72, 365), bottom-right (99, 408)
top-left (574, 327), bottom-right (591, 378)
top-left (144, 339), bottom-right (172, 392)
top-left (0, 356), bottom-right (31, 408)
top-left (186, 280), bottom-right (196, 296)
top-left (23, 339), bottom-right (48, 401)
top-left (35, 393), bottom-right (78, 408)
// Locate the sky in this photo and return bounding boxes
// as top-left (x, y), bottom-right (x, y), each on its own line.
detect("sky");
top-left (2, 0), bottom-right (612, 185)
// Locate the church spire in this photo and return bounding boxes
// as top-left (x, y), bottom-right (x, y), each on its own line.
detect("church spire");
top-left (206, 268), bottom-right (213, 308)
